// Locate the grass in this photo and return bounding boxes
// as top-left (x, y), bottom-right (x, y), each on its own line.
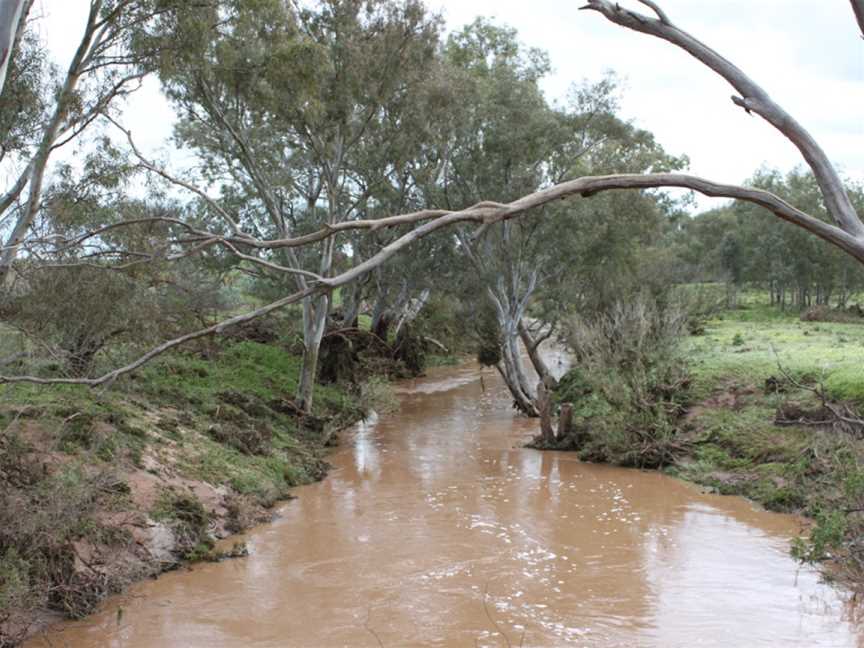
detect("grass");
top-left (0, 336), bottom-right (368, 641)
top-left (668, 301), bottom-right (864, 582)
top-left (0, 339), bottom-right (360, 500)
top-left (683, 305), bottom-right (864, 404)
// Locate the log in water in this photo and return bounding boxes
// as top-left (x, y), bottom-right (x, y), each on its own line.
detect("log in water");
top-left (28, 361), bottom-right (862, 647)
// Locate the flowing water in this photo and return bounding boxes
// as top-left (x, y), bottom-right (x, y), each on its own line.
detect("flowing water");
top-left (29, 361), bottom-right (864, 647)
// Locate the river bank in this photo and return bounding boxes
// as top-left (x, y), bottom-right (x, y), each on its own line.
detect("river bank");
top-left (0, 328), bottom-right (381, 646)
top-left (23, 355), bottom-right (863, 647)
top-left (547, 302), bottom-right (864, 588)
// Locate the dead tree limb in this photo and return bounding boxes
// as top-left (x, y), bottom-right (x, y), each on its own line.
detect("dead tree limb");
top-left (580, 0), bottom-right (864, 239)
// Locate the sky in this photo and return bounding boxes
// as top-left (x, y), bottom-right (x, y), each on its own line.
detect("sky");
top-left (34, 0), bottom-right (864, 211)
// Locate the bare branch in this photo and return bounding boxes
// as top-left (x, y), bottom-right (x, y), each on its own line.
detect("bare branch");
top-left (105, 115), bottom-right (244, 235)
top-left (636, 0), bottom-right (671, 25)
top-left (580, 0), bottom-right (864, 239)
top-left (219, 240), bottom-right (324, 281)
top-left (852, 0), bottom-right (864, 38)
top-left (4, 170), bottom-right (861, 387)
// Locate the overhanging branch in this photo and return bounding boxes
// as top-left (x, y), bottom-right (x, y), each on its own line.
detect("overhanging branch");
top-left (852, 0), bottom-right (864, 38)
top-left (580, 0), bottom-right (864, 239)
top-left (3, 171), bottom-right (862, 387)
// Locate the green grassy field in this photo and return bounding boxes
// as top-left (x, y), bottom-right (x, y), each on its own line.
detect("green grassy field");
top-left (671, 302), bottom-right (864, 578)
top-left (684, 306), bottom-right (864, 403)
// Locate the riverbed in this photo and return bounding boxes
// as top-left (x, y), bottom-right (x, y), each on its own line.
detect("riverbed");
top-left (28, 361), bottom-right (863, 647)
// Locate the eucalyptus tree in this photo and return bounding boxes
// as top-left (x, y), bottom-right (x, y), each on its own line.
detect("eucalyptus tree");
top-left (148, 0), bottom-right (442, 412)
top-left (431, 20), bottom-right (682, 415)
top-left (0, 0), bottom-right (183, 282)
top-left (338, 53), bottom-right (457, 340)
top-left (424, 19), bottom-right (560, 414)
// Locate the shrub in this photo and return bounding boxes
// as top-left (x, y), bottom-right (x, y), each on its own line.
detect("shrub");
top-left (559, 290), bottom-right (692, 467)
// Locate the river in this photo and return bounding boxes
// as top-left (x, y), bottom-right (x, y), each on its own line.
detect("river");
top-left (28, 360), bottom-right (863, 647)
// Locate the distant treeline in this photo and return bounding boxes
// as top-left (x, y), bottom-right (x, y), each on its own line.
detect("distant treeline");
top-left (668, 168), bottom-right (864, 309)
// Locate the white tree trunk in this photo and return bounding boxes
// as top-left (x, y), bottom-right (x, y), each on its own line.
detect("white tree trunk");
top-left (518, 320), bottom-right (557, 389)
top-left (489, 286), bottom-right (539, 416)
top-left (0, 0), bottom-right (101, 280)
top-left (296, 292), bottom-right (329, 413)
top-left (295, 211), bottom-right (337, 413)
top-left (0, 0), bottom-right (27, 98)
top-left (394, 287), bottom-right (430, 338)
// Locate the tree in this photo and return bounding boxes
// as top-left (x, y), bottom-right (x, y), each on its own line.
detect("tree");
top-left (428, 21), bottom-right (682, 415)
top-left (0, 0), bottom-right (187, 281)
top-left (3, 1), bottom-right (864, 393)
top-left (145, 0), bottom-right (443, 412)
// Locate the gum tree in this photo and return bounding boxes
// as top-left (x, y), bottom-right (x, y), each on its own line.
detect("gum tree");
top-left (3, 1), bottom-right (864, 393)
top-left (145, 0), bottom-right (442, 412)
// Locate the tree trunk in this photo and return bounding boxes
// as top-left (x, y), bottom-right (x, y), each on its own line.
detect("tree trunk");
top-left (537, 380), bottom-right (554, 444)
top-left (0, 0), bottom-right (28, 98)
top-left (0, 0), bottom-right (100, 281)
top-left (495, 362), bottom-right (538, 416)
top-left (518, 320), bottom-right (557, 389)
top-left (394, 287), bottom-right (430, 338)
top-left (296, 292), bottom-right (329, 413)
top-left (557, 403), bottom-right (573, 442)
top-left (486, 284), bottom-right (540, 417)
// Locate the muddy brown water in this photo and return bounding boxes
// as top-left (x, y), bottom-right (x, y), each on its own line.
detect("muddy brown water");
top-left (28, 361), bottom-right (864, 647)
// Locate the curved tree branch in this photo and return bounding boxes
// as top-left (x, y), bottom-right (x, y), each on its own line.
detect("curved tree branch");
top-left (4, 170), bottom-right (862, 387)
top-left (580, 0), bottom-right (864, 239)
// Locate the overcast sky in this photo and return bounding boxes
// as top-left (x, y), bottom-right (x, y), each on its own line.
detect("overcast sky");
top-left (36, 0), bottom-right (864, 210)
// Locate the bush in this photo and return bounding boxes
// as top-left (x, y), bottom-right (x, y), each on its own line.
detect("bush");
top-left (1, 261), bottom-right (229, 377)
top-left (559, 290), bottom-right (692, 467)
top-left (0, 447), bottom-right (130, 641)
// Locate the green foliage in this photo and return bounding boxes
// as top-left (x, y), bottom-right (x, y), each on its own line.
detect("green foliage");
top-left (557, 290), bottom-right (692, 467)
top-left (793, 510), bottom-right (848, 563)
top-left (673, 168), bottom-right (864, 309)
